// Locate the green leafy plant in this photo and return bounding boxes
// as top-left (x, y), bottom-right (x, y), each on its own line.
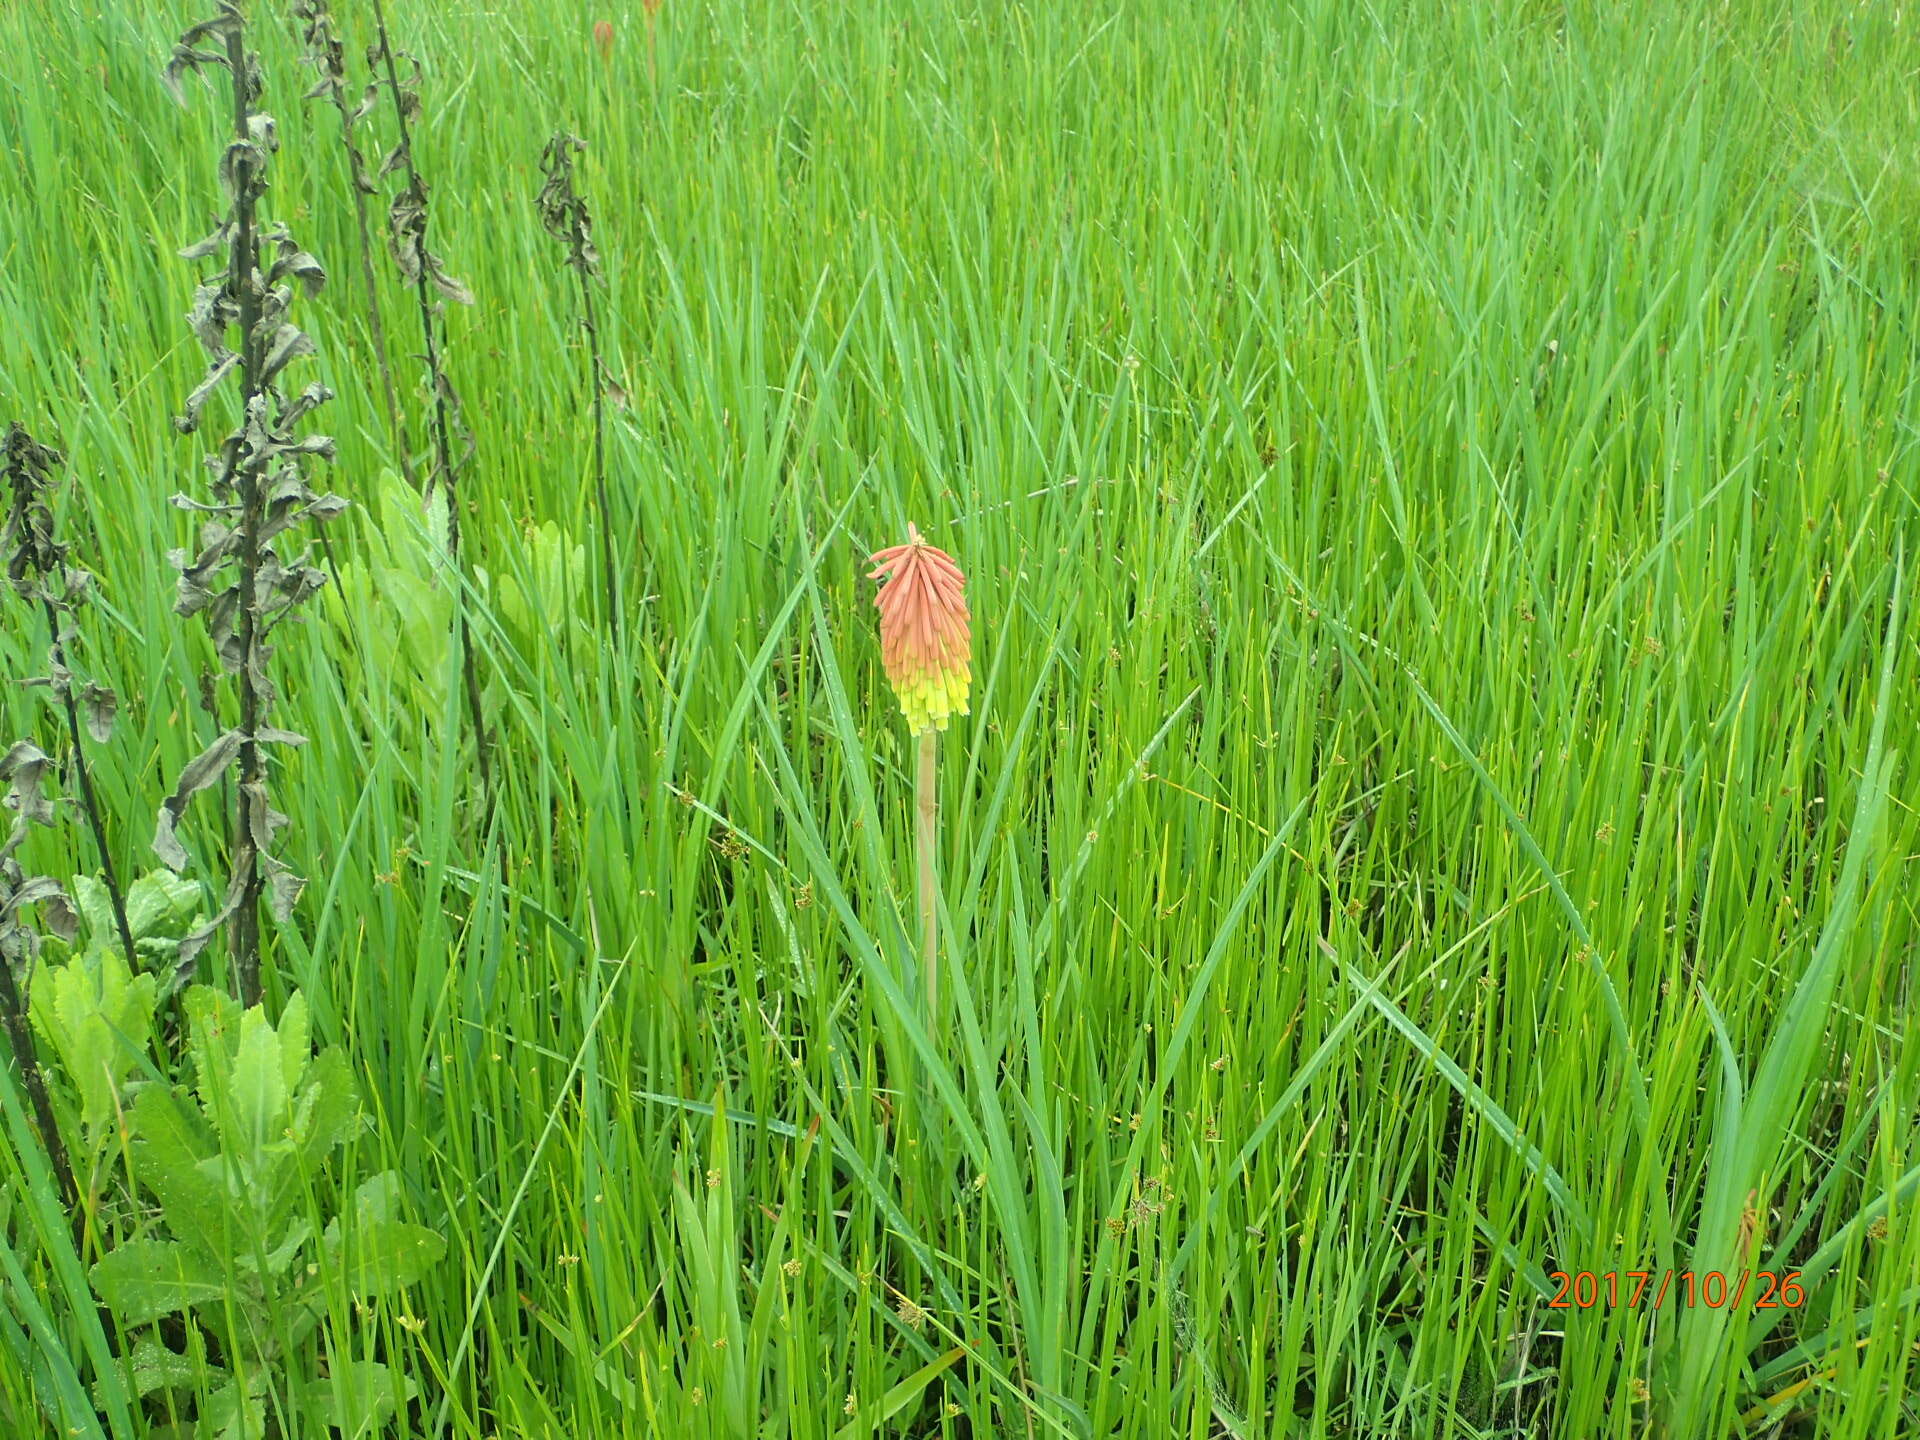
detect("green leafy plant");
top-left (25, 869), bottom-right (199, 1160)
top-left (331, 468), bottom-right (587, 692)
top-left (88, 987), bottom-right (443, 1438)
top-left (28, 942), bottom-right (157, 1159)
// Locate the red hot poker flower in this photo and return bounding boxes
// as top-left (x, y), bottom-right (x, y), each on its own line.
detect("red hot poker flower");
top-left (867, 524), bottom-right (971, 734)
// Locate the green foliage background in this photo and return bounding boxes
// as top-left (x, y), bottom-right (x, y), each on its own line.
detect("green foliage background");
top-left (2, 0), bottom-right (1918, 1435)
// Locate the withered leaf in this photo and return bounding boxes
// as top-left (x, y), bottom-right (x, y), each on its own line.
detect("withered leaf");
top-left (153, 728), bottom-right (242, 870)
top-left (40, 890), bottom-right (80, 943)
top-left (179, 222), bottom-right (235, 262)
top-left (0, 742), bottom-right (55, 828)
top-left (264, 855), bottom-right (305, 922)
top-left (259, 324), bottom-right (314, 385)
top-left (80, 683), bottom-right (118, 743)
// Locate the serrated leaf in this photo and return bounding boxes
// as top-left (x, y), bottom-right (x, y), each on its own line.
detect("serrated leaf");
top-left (70, 873), bottom-right (114, 943)
top-left (295, 1048), bottom-right (366, 1167)
top-left (29, 947), bottom-right (158, 1141)
top-left (128, 1081), bottom-right (230, 1245)
top-left (276, 992), bottom-right (311, 1093)
top-left (224, 1005), bottom-right (288, 1167)
top-left (184, 985), bottom-right (243, 1120)
top-left (90, 1239), bottom-right (225, 1325)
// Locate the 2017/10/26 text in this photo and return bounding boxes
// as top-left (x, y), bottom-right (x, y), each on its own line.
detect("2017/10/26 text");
top-left (1546, 1271), bottom-right (1806, 1310)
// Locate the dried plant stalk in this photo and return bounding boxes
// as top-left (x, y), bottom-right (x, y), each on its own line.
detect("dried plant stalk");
top-left (4, 424), bottom-right (135, 974)
top-left (293, 0), bottom-right (412, 487)
top-left (0, 740), bottom-right (80, 1208)
top-left (366, 0), bottom-right (493, 801)
top-left (536, 132), bottom-right (621, 638)
top-left (160, 3), bottom-right (345, 1006)
top-left (0, 426), bottom-right (91, 1203)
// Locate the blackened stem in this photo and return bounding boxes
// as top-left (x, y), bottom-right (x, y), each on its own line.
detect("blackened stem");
top-left (224, 23), bottom-right (265, 1009)
top-left (0, 957), bottom-right (77, 1210)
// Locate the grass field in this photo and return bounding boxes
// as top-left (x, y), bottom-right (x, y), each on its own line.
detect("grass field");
top-left (3, 1), bottom-right (1918, 1436)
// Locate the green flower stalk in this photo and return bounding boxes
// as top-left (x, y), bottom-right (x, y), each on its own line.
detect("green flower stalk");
top-left (868, 524), bottom-right (971, 1014)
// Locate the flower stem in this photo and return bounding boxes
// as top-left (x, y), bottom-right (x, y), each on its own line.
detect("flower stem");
top-left (915, 728), bottom-right (938, 1017)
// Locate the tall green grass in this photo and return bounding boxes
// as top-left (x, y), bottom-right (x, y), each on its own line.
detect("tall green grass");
top-left (3, 0), bottom-right (1918, 1435)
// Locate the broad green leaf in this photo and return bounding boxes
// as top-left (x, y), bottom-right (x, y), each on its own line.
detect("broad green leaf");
top-left (238, 1218), bottom-right (312, 1279)
top-left (324, 1219), bottom-right (446, 1301)
top-left (28, 948), bottom-right (158, 1142)
top-left (345, 1171), bottom-right (402, 1223)
top-left (90, 1240), bottom-right (225, 1326)
top-left (128, 1082), bottom-right (229, 1244)
top-left (225, 1006), bottom-right (288, 1166)
top-left (124, 869), bottom-right (203, 946)
top-left (263, 1048), bottom-right (365, 1227)
top-left (203, 1376), bottom-right (265, 1440)
top-left (275, 992), bottom-right (310, 1093)
top-left (298, 1361), bottom-right (419, 1436)
top-left (123, 1336), bottom-right (201, 1398)
top-left (184, 986), bottom-right (242, 1124)
top-left (294, 1049), bottom-right (365, 1163)
top-left (68, 874), bottom-right (115, 947)
top-left (387, 566), bottom-right (454, 668)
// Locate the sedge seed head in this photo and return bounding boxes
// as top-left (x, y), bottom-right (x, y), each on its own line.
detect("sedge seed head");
top-left (867, 523), bottom-right (971, 735)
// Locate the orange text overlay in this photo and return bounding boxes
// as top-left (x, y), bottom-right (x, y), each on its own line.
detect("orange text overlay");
top-left (1547, 1270), bottom-right (1807, 1311)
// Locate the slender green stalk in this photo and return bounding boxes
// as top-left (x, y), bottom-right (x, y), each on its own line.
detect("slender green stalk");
top-left (915, 727), bottom-right (937, 1016)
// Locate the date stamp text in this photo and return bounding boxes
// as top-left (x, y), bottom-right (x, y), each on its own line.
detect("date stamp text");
top-left (1546, 1270), bottom-right (1806, 1310)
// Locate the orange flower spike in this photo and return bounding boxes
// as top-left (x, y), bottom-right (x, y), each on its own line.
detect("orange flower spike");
top-left (867, 523), bottom-right (972, 735)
